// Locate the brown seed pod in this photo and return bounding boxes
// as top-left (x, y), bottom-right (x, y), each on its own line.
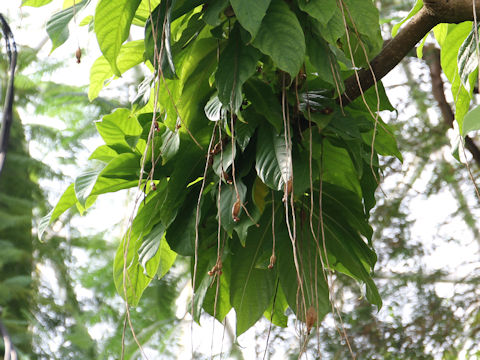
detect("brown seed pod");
top-left (268, 254), bottom-right (276, 269)
top-left (75, 47), bottom-right (82, 64)
top-left (222, 170), bottom-right (232, 184)
top-left (232, 198), bottom-right (241, 222)
top-left (306, 306), bottom-right (317, 334)
top-left (150, 182), bottom-right (157, 191)
top-left (286, 178), bottom-right (293, 195)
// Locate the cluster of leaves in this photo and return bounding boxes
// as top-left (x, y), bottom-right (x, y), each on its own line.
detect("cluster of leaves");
top-left (34, 0), bottom-right (404, 336)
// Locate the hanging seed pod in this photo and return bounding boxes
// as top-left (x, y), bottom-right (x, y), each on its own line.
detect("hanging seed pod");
top-left (268, 254), bottom-right (276, 269)
top-left (286, 178), bottom-right (293, 196)
top-left (222, 170), bottom-right (232, 184)
top-left (150, 181), bottom-right (157, 191)
top-left (232, 198), bottom-right (241, 222)
top-left (306, 305), bottom-right (317, 334)
top-left (75, 47), bottom-right (82, 64)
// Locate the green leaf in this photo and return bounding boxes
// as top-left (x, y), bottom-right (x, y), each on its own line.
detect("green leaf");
top-left (144, 0), bottom-right (177, 79)
top-left (244, 79), bottom-right (283, 132)
top-left (297, 0), bottom-right (337, 25)
top-left (202, 256), bottom-right (232, 322)
top-left (458, 24), bottom-right (480, 92)
top-left (38, 184), bottom-right (77, 240)
top-left (89, 153), bottom-right (141, 197)
top-left (252, 1), bottom-right (305, 78)
top-left (166, 186), bottom-right (206, 256)
top-left (133, 0), bottom-right (161, 26)
top-left (263, 283), bottom-right (289, 328)
top-left (138, 222), bottom-right (177, 278)
top-left (212, 140), bottom-right (236, 179)
top-left (88, 145), bottom-right (119, 162)
top-left (216, 25), bottom-right (261, 112)
top-left (312, 137), bottom-right (362, 197)
top-left (21, 0), bottom-right (53, 7)
top-left (204, 94), bottom-right (226, 121)
top-left (79, 15), bottom-right (93, 26)
top-left (113, 190), bottom-right (165, 305)
top-left (439, 22), bottom-right (475, 132)
top-left (462, 105), bottom-right (480, 136)
top-left (46, 0), bottom-right (88, 53)
top-left (255, 124), bottom-right (291, 191)
top-left (391, 0), bottom-right (423, 36)
top-left (230, 0), bottom-right (271, 39)
top-left (203, 0), bottom-right (229, 26)
top-left (311, 10), bottom-right (345, 45)
top-left (236, 107), bottom-right (260, 151)
top-left (343, 0), bottom-right (382, 57)
top-left (96, 108), bottom-right (143, 152)
top-left (89, 40), bottom-right (145, 101)
top-left (361, 121), bottom-right (403, 161)
top-left (218, 180), bottom-right (247, 234)
top-left (138, 222), bottom-right (166, 275)
top-left (230, 236), bottom-right (275, 335)
top-left (159, 126), bottom-right (180, 165)
top-left (74, 161), bottom-right (108, 207)
top-left (94, 0), bottom-right (142, 76)
top-left (277, 218), bottom-right (330, 321)
top-left (306, 31), bottom-right (344, 91)
top-left (252, 176), bottom-right (269, 214)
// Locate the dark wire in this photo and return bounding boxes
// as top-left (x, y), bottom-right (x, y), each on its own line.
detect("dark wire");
top-left (0, 13), bottom-right (17, 178)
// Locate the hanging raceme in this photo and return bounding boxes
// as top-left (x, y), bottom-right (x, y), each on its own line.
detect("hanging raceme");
top-left (37, 0), bottom-right (404, 346)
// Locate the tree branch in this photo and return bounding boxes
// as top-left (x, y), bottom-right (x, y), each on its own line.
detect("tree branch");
top-left (423, 45), bottom-right (480, 167)
top-left (342, 0), bottom-right (480, 104)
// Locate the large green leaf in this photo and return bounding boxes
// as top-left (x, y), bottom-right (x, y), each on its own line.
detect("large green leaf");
top-left (306, 31), bottom-right (344, 91)
top-left (312, 10), bottom-right (345, 45)
top-left (315, 138), bottom-right (362, 197)
top-left (113, 189), bottom-right (164, 305)
top-left (215, 25), bottom-right (261, 112)
top-left (229, 0), bottom-right (271, 40)
top-left (138, 222), bottom-right (177, 278)
top-left (256, 124), bottom-right (291, 191)
top-left (343, 0), bottom-right (383, 57)
top-left (297, 0), bottom-right (337, 25)
top-left (277, 217), bottom-right (330, 322)
top-left (89, 153), bottom-right (141, 197)
top-left (230, 234), bottom-right (275, 335)
top-left (244, 79), bottom-right (283, 132)
top-left (252, 1), bottom-right (305, 78)
top-left (89, 40), bottom-right (145, 101)
top-left (202, 256), bottom-right (232, 322)
top-left (438, 22), bottom-right (475, 133)
top-left (94, 0), bottom-right (142, 76)
top-left (46, 0), bottom-right (88, 53)
top-left (95, 108), bottom-right (143, 152)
